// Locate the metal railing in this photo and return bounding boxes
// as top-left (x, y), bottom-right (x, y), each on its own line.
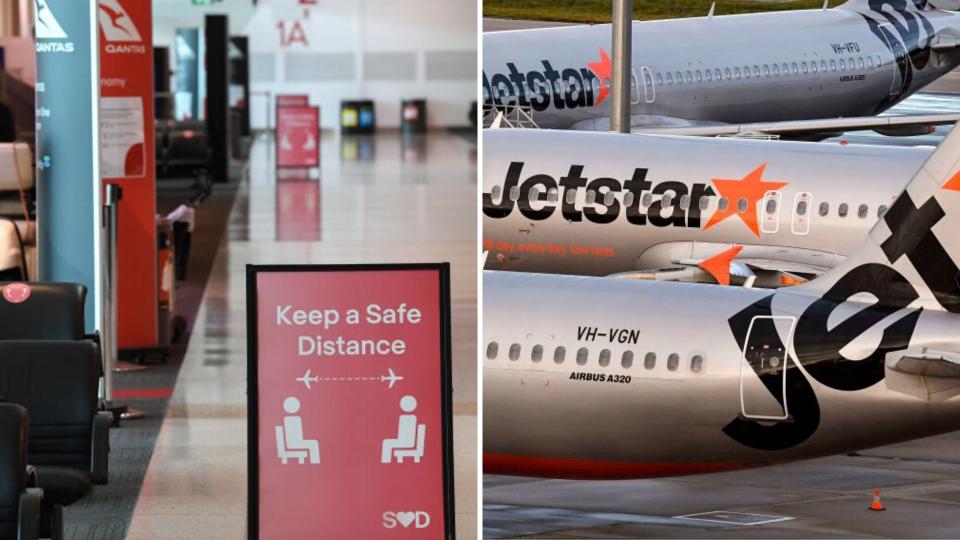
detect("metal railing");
top-left (482, 103), bottom-right (539, 129)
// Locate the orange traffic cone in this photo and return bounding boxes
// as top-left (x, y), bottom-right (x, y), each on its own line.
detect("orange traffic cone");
top-left (869, 488), bottom-right (886, 512)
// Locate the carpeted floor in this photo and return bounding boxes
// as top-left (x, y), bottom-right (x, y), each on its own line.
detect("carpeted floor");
top-left (62, 172), bottom-right (241, 540)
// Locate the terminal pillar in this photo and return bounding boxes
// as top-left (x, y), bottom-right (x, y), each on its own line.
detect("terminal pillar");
top-left (206, 15), bottom-right (229, 183)
top-left (35, 0), bottom-right (102, 330)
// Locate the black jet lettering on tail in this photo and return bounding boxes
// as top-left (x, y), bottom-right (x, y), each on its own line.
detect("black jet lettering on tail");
top-left (723, 295), bottom-right (821, 451)
top-left (862, 1), bottom-right (934, 112)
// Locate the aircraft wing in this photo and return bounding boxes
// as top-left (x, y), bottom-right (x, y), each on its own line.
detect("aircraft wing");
top-left (628, 113), bottom-right (960, 141)
top-left (739, 258), bottom-right (829, 277)
top-left (613, 250), bottom-right (829, 288)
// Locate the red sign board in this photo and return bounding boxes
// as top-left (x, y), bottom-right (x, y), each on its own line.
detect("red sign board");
top-left (98, 0), bottom-right (158, 348)
top-left (276, 106), bottom-right (320, 168)
top-left (247, 264), bottom-right (454, 540)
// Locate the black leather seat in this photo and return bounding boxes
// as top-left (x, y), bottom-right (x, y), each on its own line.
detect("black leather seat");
top-left (0, 402), bottom-right (44, 540)
top-left (0, 283), bottom-right (86, 340)
top-left (0, 341), bottom-right (110, 506)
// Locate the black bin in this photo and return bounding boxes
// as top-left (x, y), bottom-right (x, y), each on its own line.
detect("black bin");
top-left (400, 99), bottom-right (427, 133)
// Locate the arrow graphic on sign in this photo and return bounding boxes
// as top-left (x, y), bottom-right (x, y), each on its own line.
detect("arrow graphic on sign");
top-left (296, 368), bottom-right (404, 390)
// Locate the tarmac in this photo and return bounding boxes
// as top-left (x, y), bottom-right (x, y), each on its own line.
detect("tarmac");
top-left (482, 16), bottom-right (960, 540)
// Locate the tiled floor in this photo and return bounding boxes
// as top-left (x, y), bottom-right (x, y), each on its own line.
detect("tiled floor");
top-left (126, 130), bottom-right (478, 539)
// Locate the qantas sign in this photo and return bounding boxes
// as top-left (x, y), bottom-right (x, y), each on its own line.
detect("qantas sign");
top-left (99, 0), bottom-right (146, 54)
top-left (35, 0), bottom-right (74, 53)
top-left (483, 47), bottom-right (613, 112)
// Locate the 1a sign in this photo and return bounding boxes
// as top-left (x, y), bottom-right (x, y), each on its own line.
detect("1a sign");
top-left (247, 264), bottom-right (455, 539)
top-left (276, 105), bottom-right (319, 168)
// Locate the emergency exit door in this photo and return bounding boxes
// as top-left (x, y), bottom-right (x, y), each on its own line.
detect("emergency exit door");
top-left (739, 315), bottom-right (796, 421)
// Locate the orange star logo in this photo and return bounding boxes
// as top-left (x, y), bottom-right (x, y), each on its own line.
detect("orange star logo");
top-left (704, 163), bottom-right (788, 237)
top-left (945, 170), bottom-right (960, 192)
top-left (586, 47), bottom-right (612, 107)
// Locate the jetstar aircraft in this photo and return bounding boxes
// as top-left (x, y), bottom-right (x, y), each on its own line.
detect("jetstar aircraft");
top-left (484, 122), bottom-right (960, 479)
top-left (483, 0), bottom-right (960, 138)
top-left (483, 128), bottom-right (940, 286)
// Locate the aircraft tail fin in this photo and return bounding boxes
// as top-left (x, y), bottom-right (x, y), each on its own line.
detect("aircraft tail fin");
top-left (839, 0), bottom-right (957, 10)
top-left (794, 122), bottom-right (960, 313)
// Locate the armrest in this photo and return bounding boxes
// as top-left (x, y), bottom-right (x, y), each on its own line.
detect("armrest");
top-left (90, 411), bottom-right (111, 485)
top-left (18, 487), bottom-right (42, 540)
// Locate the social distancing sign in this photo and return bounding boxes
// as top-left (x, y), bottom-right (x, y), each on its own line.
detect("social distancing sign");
top-left (247, 264), bottom-right (454, 539)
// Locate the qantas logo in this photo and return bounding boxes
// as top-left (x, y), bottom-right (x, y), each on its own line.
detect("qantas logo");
top-left (99, 0), bottom-right (146, 54)
top-left (483, 47), bottom-right (613, 112)
top-left (483, 161), bottom-right (788, 236)
top-left (725, 187), bottom-right (960, 451)
top-left (35, 0), bottom-right (74, 53)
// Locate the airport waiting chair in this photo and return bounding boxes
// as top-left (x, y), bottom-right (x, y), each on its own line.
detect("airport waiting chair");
top-left (275, 426), bottom-right (310, 464)
top-left (0, 341), bottom-right (111, 508)
top-left (0, 283), bottom-right (86, 341)
top-left (0, 402), bottom-right (46, 540)
top-left (394, 424), bottom-right (426, 464)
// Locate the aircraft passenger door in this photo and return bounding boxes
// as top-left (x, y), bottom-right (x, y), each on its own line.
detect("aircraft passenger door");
top-left (791, 192), bottom-right (812, 235)
top-left (739, 315), bottom-right (796, 421)
top-left (760, 190), bottom-right (781, 234)
top-left (638, 65), bottom-right (656, 104)
top-left (877, 23), bottom-right (902, 97)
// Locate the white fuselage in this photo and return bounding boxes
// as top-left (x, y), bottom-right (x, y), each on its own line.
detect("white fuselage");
top-left (483, 7), bottom-right (960, 129)
top-left (483, 128), bottom-right (933, 276)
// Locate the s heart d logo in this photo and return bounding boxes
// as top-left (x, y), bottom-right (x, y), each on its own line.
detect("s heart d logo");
top-left (382, 511), bottom-right (431, 529)
top-left (2, 283), bottom-right (31, 304)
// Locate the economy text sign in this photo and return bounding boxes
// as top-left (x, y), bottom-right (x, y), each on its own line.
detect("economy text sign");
top-left (276, 106), bottom-right (320, 168)
top-left (247, 264), bottom-right (454, 539)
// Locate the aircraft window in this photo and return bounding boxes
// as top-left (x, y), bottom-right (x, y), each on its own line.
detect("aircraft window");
top-left (531, 344), bottom-right (543, 363)
top-left (715, 68), bottom-right (721, 80)
top-left (566, 188), bottom-right (577, 205)
top-left (725, 67), bottom-right (732, 80)
top-left (486, 342), bottom-right (498, 360)
top-left (868, 56), bottom-right (875, 69)
top-left (696, 70), bottom-right (703, 82)
top-left (644, 352), bottom-right (656, 370)
top-left (622, 350), bottom-right (634, 369)
top-left (821, 60), bottom-right (827, 72)
top-left (679, 194), bottom-right (691, 209)
top-left (623, 192), bottom-right (634, 207)
top-left (604, 191), bottom-right (616, 206)
top-left (792, 62), bottom-right (799, 74)
top-left (876, 54), bottom-right (882, 66)
top-left (773, 64), bottom-right (780, 76)
top-left (705, 70), bottom-right (712, 82)
top-left (576, 347), bottom-right (589, 366)
top-left (831, 59), bottom-right (837, 71)
top-left (744, 66), bottom-right (751, 79)
top-left (797, 200), bottom-right (808, 216)
top-left (644, 71), bottom-right (654, 87)
top-left (662, 193), bottom-right (674, 207)
top-left (753, 65), bottom-right (760, 77)
top-left (547, 187), bottom-right (559, 203)
top-left (528, 186), bottom-right (541, 202)
top-left (878, 205), bottom-right (887, 217)
top-left (685, 70), bottom-right (692, 83)
top-left (737, 197), bottom-right (748, 213)
top-left (849, 57), bottom-right (856, 69)
top-left (676, 71), bottom-right (683, 83)
top-left (811, 62), bottom-right (817, 74)
top-left (509, 343), bottom-right (521, 361)
top-left (599, 349), bottom-right (611, 367)
top-left (735, 67), bottom-right (741, 79)
top-left (667, 353), bottom-right (680, 371)
top-left (554, 346), bottom-right (566, 364)
top-left (700, 196), bottom-right (710, 211)
top-left (763, 64), bottom-right (770, 77)
top-left (819, 201), bottom-right (829, 216)
top-left (766, 198), bottom-right (777, 214)
top-left (858, 57), bottom-right (865, 69)
top-left (838, 203), bottom-right (849, 217)
top-left (858, 204), bottom-right (868, 219)
top-left (642, 192), bottom-right (653, 207)
top-left (781, 62), bottom-right (789, 74)
top-left (490, 185), bottom-right (502, 201)
top-left (802, 62), bottom-right (808, 74)
top-left (690, 354), bottom-right (704, 373)
top-left (666, 72), bottom-right (673, 85)
top-left (718, 197), bottom-right (729, 211)
top-left (839, 59), bottom-right (846, 71)
top-left (509, 185), bottom-right (520, 202)
top-left (585, 189), bottom-right (597, 205)
top-left (656, 73), bottom-right (663, 85)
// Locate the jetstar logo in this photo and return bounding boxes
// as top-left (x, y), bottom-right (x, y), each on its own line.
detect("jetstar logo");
top-left (35, 0), bottom-right (74, 53)
top-left (483, 161), bottom-right (789, 236)
top-left (99, 0), bottom-right (146, 54)
top-left (483, 47), bottom-right (613, 112)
